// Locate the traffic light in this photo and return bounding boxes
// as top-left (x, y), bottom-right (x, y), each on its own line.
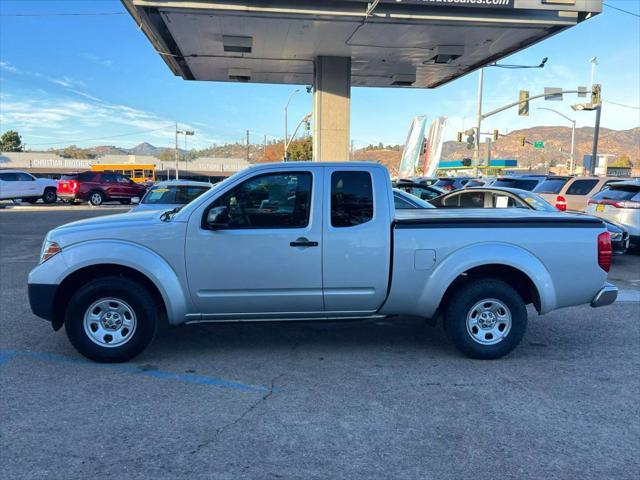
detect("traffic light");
top-left (519, 136), bottom-right (526, 147)
top-left (466, 134), bottom-right (475, 150)
top-left (493, 129), bottom-right (499, 142)
top-left (518, 90), bottom-right (529, 116)
top-left (591, 84), bottom-right (601, 105)
top-left (456, 132), bottom-right (463, 143)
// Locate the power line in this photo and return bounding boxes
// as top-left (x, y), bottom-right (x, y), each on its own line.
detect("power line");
top-left (27, 125), bottom-right (175, 146)
top-left (604, 2), bottom-right (640, 18)
top-left (604, 100), bottom-right (640, 110)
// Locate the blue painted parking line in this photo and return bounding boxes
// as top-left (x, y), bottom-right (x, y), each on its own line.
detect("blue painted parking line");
top-left (0, 348), bottom-right (275, 393)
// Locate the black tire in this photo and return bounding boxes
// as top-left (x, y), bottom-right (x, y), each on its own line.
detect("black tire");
top-left (89, 190), bottom-right (105, 206)
top-left (42, 188), bottom-right (57, 204)
top-left (444, 278), bottom-right (527, 360)
top-left (64, 276), bottom-right (158, 362)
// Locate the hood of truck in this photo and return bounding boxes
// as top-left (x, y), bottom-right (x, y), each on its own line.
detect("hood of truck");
top-left (46, 209), bottom-right (185, 248)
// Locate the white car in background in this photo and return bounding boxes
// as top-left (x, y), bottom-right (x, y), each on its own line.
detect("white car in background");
top-left (586, 180), bottom-right (640, 246)
top-left (0, 169), bottom-right (58, 204)
top-left (130, 180), bottom-right (213, 213)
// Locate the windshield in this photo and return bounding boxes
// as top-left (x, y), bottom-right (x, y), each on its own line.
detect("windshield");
top-left (142, 185), bottom-right (210, 205)
top-left (493, 178), bottom-right (540, 191)
top-left (533, 178), bottom-right (569, 194)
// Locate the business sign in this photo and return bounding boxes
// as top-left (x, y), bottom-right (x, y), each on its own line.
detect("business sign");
top-left (351, 0), bottom-right (514, 9)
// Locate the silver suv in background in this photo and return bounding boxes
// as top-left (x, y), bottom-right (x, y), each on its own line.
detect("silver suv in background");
top-left (586, 180), bottom-right (640, 245)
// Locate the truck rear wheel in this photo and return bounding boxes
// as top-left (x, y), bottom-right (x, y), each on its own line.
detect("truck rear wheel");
top-left (64, 276), bottom-right (158, 362)
top-left (444, 279), bottom-right (527, 360)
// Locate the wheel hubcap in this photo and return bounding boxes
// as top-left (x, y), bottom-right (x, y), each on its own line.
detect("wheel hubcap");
top-left (466, 298), bottom-right (512, 346)
top-left (92, 194), bottom-right (102, 204)
top-left (83, 298), bottom-right (136, 347)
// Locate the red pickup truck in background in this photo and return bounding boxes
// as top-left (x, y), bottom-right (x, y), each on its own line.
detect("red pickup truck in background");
top-left (57, 171), bottom-right (147, 206)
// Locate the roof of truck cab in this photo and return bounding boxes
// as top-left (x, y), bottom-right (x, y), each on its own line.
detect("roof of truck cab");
top-left (247, 161), bottom-right (385, 170)
top-left (394, 208), bottom-right (603, 227)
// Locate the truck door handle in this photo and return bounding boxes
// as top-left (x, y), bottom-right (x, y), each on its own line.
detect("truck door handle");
top-left (290, 238), bottom-right (318, 248)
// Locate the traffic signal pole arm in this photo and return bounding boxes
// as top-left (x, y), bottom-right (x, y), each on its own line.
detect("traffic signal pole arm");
top-left (481, 90), bottom-right (583, 120)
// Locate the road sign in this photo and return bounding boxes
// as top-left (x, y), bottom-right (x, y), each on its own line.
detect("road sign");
top-left (533, 141), bottom-right (544, 149)
top-left (544, 87), bottom-right (563, 101)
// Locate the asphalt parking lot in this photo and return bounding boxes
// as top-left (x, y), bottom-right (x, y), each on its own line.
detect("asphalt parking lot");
top-left (1, 208), bottom-right (639, 480)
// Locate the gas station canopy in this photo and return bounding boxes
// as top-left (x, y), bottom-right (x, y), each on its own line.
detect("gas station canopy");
top-left (122, 0), bottom-right (601, 88)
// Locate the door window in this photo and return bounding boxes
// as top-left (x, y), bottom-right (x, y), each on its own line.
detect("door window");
top-left (211, 172), bottom-right (312, 228)
top-left (16, 172), bottom-right (35, 181)
top-left (0, 172), bottom-right (18, 181)
top-left (116, 174), bottom-right (134, 184)
top-left (331, 171), bottom-right (373, 227)
top-left (101, 173), bottom-right (117, 183)
top-left (566, 179), bottom-right (599, 196)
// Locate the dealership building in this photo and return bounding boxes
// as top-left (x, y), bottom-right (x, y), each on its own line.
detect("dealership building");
top-left (121, 0), bottom-right (602, 161)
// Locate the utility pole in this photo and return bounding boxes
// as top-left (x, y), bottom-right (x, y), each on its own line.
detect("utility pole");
top-left (284, 89), bottom-right (300, 161)
top-left (263, 134), bottom-right (267, 160)
top-left (474, 68), bottom-right (484, 174)
top-left (590, 104), bottom-right (602, 175)
top-left (174, 121), bottom-right (179, 180)
top-left (246, 130), bottom-right (250, 161)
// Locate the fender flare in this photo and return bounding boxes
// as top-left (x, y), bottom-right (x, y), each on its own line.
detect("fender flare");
top-left (57, 240), bottom-right (191, 325)
top-left (419, 243), bottom-right (557, 318)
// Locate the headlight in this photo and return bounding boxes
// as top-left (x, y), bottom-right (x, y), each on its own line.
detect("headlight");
top-left (40, 240), bottom-right (62, 264)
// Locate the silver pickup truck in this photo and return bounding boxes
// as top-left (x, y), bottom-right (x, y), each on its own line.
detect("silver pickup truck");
top-left (28, 162), bottom-right (617, 362)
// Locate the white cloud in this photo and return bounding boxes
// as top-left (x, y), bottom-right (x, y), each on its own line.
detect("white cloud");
top-left (49, 76), bottom-right (86, 89)
top-left (0, 61), bottom-right (20, 74)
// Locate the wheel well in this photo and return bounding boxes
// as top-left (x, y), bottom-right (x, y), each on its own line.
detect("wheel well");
top-left (439, 264), bottom-right (541, 315)
top-left (52, 264), bottom-right (167, 330)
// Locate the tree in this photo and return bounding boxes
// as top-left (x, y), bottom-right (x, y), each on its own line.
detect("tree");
top-left (0, 130), bottom-right (23, 152)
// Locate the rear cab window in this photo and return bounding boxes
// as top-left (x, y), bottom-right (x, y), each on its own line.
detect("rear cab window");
top-left (331, 171), bottom-right (373, 227)
top-left (493, 178), bottom-right (540, 191)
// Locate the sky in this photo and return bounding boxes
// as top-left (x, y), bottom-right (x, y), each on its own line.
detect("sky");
top-left (0, 0), bottom-right (639, 151)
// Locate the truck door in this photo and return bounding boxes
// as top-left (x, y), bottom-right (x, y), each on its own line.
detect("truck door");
top-left (185, 167), bottom-right (324, 318)
top-left (322, 166), bottom-right (391, 314)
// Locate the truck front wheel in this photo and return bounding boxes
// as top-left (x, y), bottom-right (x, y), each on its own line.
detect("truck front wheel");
top-left (64, 276), bottom-right (158, 362)
top-left (444, 279), bottom-right (527, 360)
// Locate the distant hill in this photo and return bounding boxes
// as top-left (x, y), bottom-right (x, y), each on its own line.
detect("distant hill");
top-left (126, 142), bottom-right (164, 156)
top-left (355, 126), bottom-right (640, 174)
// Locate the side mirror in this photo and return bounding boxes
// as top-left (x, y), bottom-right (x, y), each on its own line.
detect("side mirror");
top-left (131, 197), bottom-right (140, 204)
top-left (205, 206), bottom-right (230, 229)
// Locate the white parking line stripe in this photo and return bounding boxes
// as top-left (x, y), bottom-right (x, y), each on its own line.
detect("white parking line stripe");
top-left (617, 290), bottom-right (640, 303)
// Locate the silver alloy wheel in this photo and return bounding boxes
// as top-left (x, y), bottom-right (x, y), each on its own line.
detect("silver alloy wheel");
top-left (90, 192), bottom-right (103, 205)
top-left (466, 298), bottom-right (512, 346)
top-left (83, 297), bottom-right (137, 348)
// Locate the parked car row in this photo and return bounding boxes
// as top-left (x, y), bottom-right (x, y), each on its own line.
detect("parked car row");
top-left (396, 173), bottom-right (639, 251)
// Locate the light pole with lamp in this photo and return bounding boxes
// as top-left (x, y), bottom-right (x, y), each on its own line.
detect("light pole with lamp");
top-left (537, 107), bottom-right (577, 174)
top-left (284, 112), bottom-right (312, 161)
top-left (284, 89), bottom-right (300, 160)
top-left (174, 124), bottom-right (194, 180)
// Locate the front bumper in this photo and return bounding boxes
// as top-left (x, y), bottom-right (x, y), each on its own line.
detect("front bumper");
top-left (28, 283), bottom-right (57, 322)
top-left (590, 283), bottom-right (618, 308)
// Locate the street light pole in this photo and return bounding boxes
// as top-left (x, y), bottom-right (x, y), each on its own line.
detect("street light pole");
top-left (474, 68), bottom-right (484, 173)
top-left (591, 104), bottom-right (602, 175)
top-left (284, 89), bottom-right (300, 160)
top-left (536, 107), bottom-right (577, 174)
top-left (174, 125), bottom-right (195, 180)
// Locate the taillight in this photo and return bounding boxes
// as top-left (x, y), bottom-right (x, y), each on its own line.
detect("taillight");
top-left (69, 180), bottom-right (78, 192)
top-left (443, 185), bottom-right (453, 191)
top-left (614, 200), bottom-right (640, 209)
top-left (555, 195), bottom-right (567, 211)
top-left (597, 231), bottom-right (612, 273)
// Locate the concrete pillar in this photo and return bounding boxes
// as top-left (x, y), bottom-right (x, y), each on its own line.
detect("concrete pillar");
top-left (313, 56), bottom-right (351, 162)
